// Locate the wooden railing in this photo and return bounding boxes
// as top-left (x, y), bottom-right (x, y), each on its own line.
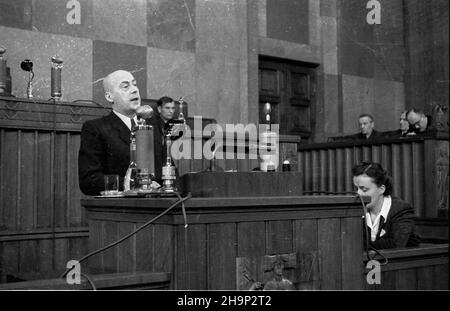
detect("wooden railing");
top-left (298, 134), bottom-right (449, 218)
top-left (0, 96), bottom-right (104, 281)
top-left (0, 271), bottom-right (171, 290)
top-left (363, 243), bottom-right (448, 290)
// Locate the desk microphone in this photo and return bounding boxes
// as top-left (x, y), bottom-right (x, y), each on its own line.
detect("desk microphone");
top-left (136, 105), bottom-right (153, 119)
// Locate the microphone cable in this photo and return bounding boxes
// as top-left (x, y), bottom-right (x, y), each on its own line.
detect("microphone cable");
top-left (59, 192), bottom-right (192, 288)
top-left (357, 194), bottom-right (388, 265)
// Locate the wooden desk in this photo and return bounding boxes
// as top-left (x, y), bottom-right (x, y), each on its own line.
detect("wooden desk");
top-left (82, 195), bottom-right (365, 290)
top-left (363, 243), bottom-right (449, 290)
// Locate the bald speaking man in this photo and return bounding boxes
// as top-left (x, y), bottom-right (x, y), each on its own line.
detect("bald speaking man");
top-left (78, 70), bottom-right (145, 195)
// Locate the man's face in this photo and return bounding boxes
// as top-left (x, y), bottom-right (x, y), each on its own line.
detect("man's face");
top-left (407, 111), bottom-right (426, 132)
top-left (359, 117), bottom-right (374, 135)
top-left (399, 112), bottom-right (410, 131)
top-left (105, 71), bottom-right (141, 116)
top-left (158, 101), bottom-right (176, 122)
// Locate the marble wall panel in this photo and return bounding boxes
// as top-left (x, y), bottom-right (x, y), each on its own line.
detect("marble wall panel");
top-left (372, 0), bottom-right (405, 82)
top-left (92, 0), bottom-right (147, 46)
top-left (146, 47), bottom-right (195, 110)
top-left (339, 0), bottom-right (375, 79)
top-left (0, 0), bottom-right (32, 30)
top-left (32, 0), bottom-right (94, 39)
top-left (342, 74), bottom-right (405, 134)
top-left (321, 16), bottom-right (338, 75)
top-left (323, 74), bottom-right (339, 135)
top-left (342, 74), bottom-right (374, 134)
top-left (372, 78), bottom-right (405, 130)
top-left (256, 0), bottom-right (267, 38)
top-left (259, 37), bottom-right (320, 64)
top-left (0, 26), bottom-right (92, 102)
top-left (320, 0), bottom-right (337, 17)
top-left (195, 52), bottom-right (241, 124)
top-left (195, 0), bottom-right (242, 58)
top-left (266, 0), bottom-right (309, 45)
top-left (147, 0), bottom-right (195, 52)
top-left (309, 0), bottom-right (321, 47)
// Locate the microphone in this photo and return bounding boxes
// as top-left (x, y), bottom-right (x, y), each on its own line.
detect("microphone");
top-left (20, 59), bottom-right (33, 72)
top-left (136, 105), bottom-right (153, 119)
top-left (20, 59), bottom-right (34, 99)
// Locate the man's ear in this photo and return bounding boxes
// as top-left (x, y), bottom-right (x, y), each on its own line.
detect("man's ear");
top-left (157, 106), bottom-right (162, 114)
top-left (380, 184), bottom-right (386, 195)
top-left (105, 91), bottom-right (113, 103)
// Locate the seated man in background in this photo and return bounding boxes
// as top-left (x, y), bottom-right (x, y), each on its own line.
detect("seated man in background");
top-left (355, 114), bottom-right (383, 140)
top-left (327, 114), bottom-right (382, 142)
top-left (148, 96), bottom-right (180, 184)
top-left (406, 108), bottom-right (435, 135)
top-left (399, 111), bottom-right (416, 136)
top-left (383, 111), bottom-right (416, 138)
top-left (78, 69), bottom-right (145, 195)
top-left (352, 162), bottom-right (421, 249)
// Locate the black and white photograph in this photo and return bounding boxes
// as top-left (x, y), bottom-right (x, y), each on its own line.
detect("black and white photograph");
top-left (0, 0), bottom-right (448, 299)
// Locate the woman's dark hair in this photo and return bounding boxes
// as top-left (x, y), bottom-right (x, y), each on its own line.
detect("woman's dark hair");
top-left (351, 162), bottom-right (393, 196)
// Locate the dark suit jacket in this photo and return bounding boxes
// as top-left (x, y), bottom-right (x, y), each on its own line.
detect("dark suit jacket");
top-left (328, 130), bottom-right (384, 142)
top-left (78, 112), bottom-right (132, 195)
top-left (349, 129), bottom-right (383, 141)
top-left (412, 114), bottom-right (437, 136)
top-left (363, 197), bottom-right (421, 249)
top-left (382, 128), bottom-right (416, 138)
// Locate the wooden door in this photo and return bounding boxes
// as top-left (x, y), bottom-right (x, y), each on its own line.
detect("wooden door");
top-left (259, 58), bottom-right (316, 139)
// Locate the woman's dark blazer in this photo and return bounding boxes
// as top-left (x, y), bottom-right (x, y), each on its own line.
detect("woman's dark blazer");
top-left (364, 197), bottom-right (421, 249)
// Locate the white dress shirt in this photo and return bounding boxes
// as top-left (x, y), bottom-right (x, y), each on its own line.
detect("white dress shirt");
top-left (113, 110), bottom-right (138, 131)
top-left (366, 195), bottom-right (392, 242)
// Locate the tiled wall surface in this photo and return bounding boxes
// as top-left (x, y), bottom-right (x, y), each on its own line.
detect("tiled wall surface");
top-left (0, 0), bottom-right (197, 110)
top-left (1, 0), bottom-right (445, 140)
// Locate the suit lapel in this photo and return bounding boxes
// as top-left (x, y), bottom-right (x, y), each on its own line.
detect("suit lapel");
top-left (107, 112), bottom-right (131, 145)
top-left (376, 216), bottom-right (386, 239)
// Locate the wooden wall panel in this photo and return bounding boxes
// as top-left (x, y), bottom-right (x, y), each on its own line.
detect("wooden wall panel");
top-left (69, 134), bottom-right (83, 227)
top-left (341, 217), bottom-right (364, 289)
top-left (19, 131), bottom-right (35, 231)
top-left (434, 264), bottom-right (449, 290)
top-left (401, 143), bottom-right (413, 205)
top-left (117, 222), bottom-right (136, 273)
top-left (207, 223), bottom-right (237, 290)
top-left (176, 224), bottom-right (207, 290)
top-left (412, 142), bottom-right (425, 217)
top-left (2, 130), bottom-right (19, 230)
top-left (293, 219), bottom-right (319, 290)
top-left (318, 218), bottom-right (341, 289)
top-left (237, 222), bottom-right (266, 257)
top-left (266, 220), bottom-right (293, 255)
top-left (102, 221), bottom-right (118, 273)
top-left (416, 266), bottom-right (434, 290)
top-left (396, 268), bottom-right (417, 290)
top-left (37, 132), bottom-right (53, 229)
top-left (153, 224), bottom-right (174, 273)
top-left (54, 133), bottom-right (68, 228)
top-left (135, 225), bottom-right (154, 272)
top-left (87, 220), bottom-right (102, 274)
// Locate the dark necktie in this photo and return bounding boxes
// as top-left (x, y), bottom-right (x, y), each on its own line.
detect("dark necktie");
top-left (130, 118), bottom-right (136, 132)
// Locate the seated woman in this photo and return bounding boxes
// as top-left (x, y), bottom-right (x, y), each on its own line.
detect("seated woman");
top-left (352, 162), bottom-right (421, 249)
